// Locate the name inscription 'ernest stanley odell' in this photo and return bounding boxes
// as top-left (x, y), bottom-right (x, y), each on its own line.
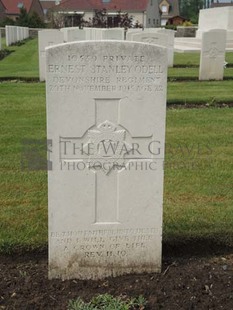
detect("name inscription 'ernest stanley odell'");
top-left (47, 53), bottom-right (164, 93)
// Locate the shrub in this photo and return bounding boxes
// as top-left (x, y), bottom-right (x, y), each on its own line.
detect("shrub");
top-left (165, 25), bottom-right (177, 30)
top-left (16, 7), bottom-right (45, 28)
top-left (182, 21), bottom-right (193, 27)
top-left (0, 49), bottom-right (11, 61)
top-left (0, 17), bottom-right (15, 27)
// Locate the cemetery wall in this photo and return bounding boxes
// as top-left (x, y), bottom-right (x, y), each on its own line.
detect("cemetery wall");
top-left (176, 26), bottom-right (197, 37)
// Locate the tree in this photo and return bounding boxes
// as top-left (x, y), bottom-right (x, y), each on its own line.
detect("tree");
top-left (16, 7), bottom-right (29, 26)
top-left (0, 17), bottom-right (15, 27)
top-left (16, 7), bottom-right (45, 28)
top-left (48, 9), bottom-right (66, 28)
top-left (28, 11), bottom-right (45, 28)
top-left (114, 11), bottom-right (133, 28)
top-left (92, 9), bottom-right (108, 27)
top-left (91, 9), bottom-right (133, 28)
top-left (179, 0), bottom-right (204, 24)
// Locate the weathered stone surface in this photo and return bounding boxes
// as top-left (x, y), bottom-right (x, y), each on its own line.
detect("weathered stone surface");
top-left (46, 41), bottom-right (167, 280)
top-left (38, 29), bottom-right (64, 81)
top-left (156, 29), bottom-right (175, 67)
top-left (130, 32), bottom-right (170, 65)
top-left (61, 28), bottom-right (86, 42)
top-left (126, 29), bottom-right (143, 41)
top-left (103, 28), bottom-right (124, 40)
top-left (196, 7), bottom-right (233, 40)
top-left (199, 29), bottom-right (226, 81)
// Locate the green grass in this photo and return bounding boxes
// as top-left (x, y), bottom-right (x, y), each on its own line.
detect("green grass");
top-left (68, 294), bottom-right (147, 310)
top-left (0, 82), bottom-right (46, 252)
top-left (168, 67), bottom-right (233, 79)
top-left (164, 108), bottom-right (233, 244)
top-left (0, 38), bottom-right (39, 78)
top-left (167, 80), bottom-right (233, 104)
top-left (174, 52), bottom-right (233, 66)
top-left (0, 38), bottom-right (232, 252)
top-left (0, 82), bottom-right (233, 252)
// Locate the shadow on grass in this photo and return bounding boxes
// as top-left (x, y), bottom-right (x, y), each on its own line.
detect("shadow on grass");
top-left (163, 237), bottom-right (233, 259)
top-left (0, 49), bottom-right (14, 61)
top-left (1, 237), bottom-right (233, 259)
top-left (0, 76), bottom-right (40, 82)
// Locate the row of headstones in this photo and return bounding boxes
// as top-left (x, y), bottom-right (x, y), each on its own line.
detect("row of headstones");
top-left (45, 29), bottom-right (227, 281)
top-left (39, 27), bottom-right (227, 82)
top-left (61, 27), bottom-right (125, 41)
top-left (128, 28), bottom-right (228, 81)
top-left (39, 27), bottom-right (175, 81)
top-left (5, 25), bottom-right (30, 46)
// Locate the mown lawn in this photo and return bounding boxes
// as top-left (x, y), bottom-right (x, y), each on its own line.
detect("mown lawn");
top-left (0, 82), bottom-right (232, 252)
top-left (168, 80), bottom-right (233, 104)
top-left (0, 37), bottom-right (233, 253)
top-left (0, 38), bottom-right (39, 78)
top-left (168, 67), bottom-right (233, 79)
top-left (174, 51), bottom-right (233, 66)
top-left (164, 108), bottom-right (233, 244)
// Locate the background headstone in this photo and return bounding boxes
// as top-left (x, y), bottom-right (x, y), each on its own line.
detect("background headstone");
top-left (199, 29), bottom-right (227, 81)
top-left (130, 32), bottom-right (169, 66)
top-left (156, 29), bottom-right (175, 67)
top-left (103, 28), bottom-right (124, 40)
top-left (46, 41), bottom-right (167, 280)
top-left (126, 29), bottom-right (143, 41)
top-left (196, 7), bottom-right (233, 40)
top-left (5, 26), bottom-right (11, 46)
top-left (38, 29), bottom-right (64, 81)
top-left (65, 29), bottom-right (86, 42)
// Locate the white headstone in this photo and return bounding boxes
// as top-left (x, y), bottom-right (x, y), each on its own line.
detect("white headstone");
top-left (5, 25), bottom-right (14, 46)
top-left (38, 29), bottom-right (64, 81)
top-left (199, 29), bottom-right (226, 81)
top-left (23, 27), bottom-right (27, 40)
top-left (83, 28), bottom-right (94, 40)
top-left (94, 28), bottom-right (104, 40)
top-left (64, 28), bottom-right (86, 42)
top-left (5, 26), bottom-right (10, 46)
top-left (20, 27), bottom-right (24, 40)
top-left (131, 32), bottom-right (169, 66)
top-left (197, 7), bottom-right (233, 40)
top-left (61, 27), bottom-right (75, 42)
top-left (156, 29), bottom-right (175, 67)
top-left (46, 41), bottom-right (167, 280)
top-left (16, 27), bottom-right (20, 42)
top-left (103, 28), bottom-right (124, 40)
top-left (126, 29), bottom-right (143, 41)
top-left (12, 26), bottom-right (17, 44)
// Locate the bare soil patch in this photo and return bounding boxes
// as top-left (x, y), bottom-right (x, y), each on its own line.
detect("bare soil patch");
top-left (1, 243), bottom-right (233, 309)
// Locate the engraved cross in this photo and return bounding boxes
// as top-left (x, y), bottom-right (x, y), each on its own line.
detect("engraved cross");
top-left (60, 98), bottom-right (152, 225)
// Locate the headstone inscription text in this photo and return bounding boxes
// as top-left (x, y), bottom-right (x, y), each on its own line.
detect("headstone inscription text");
top-left (46, 41), bottom-right (167, 280)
